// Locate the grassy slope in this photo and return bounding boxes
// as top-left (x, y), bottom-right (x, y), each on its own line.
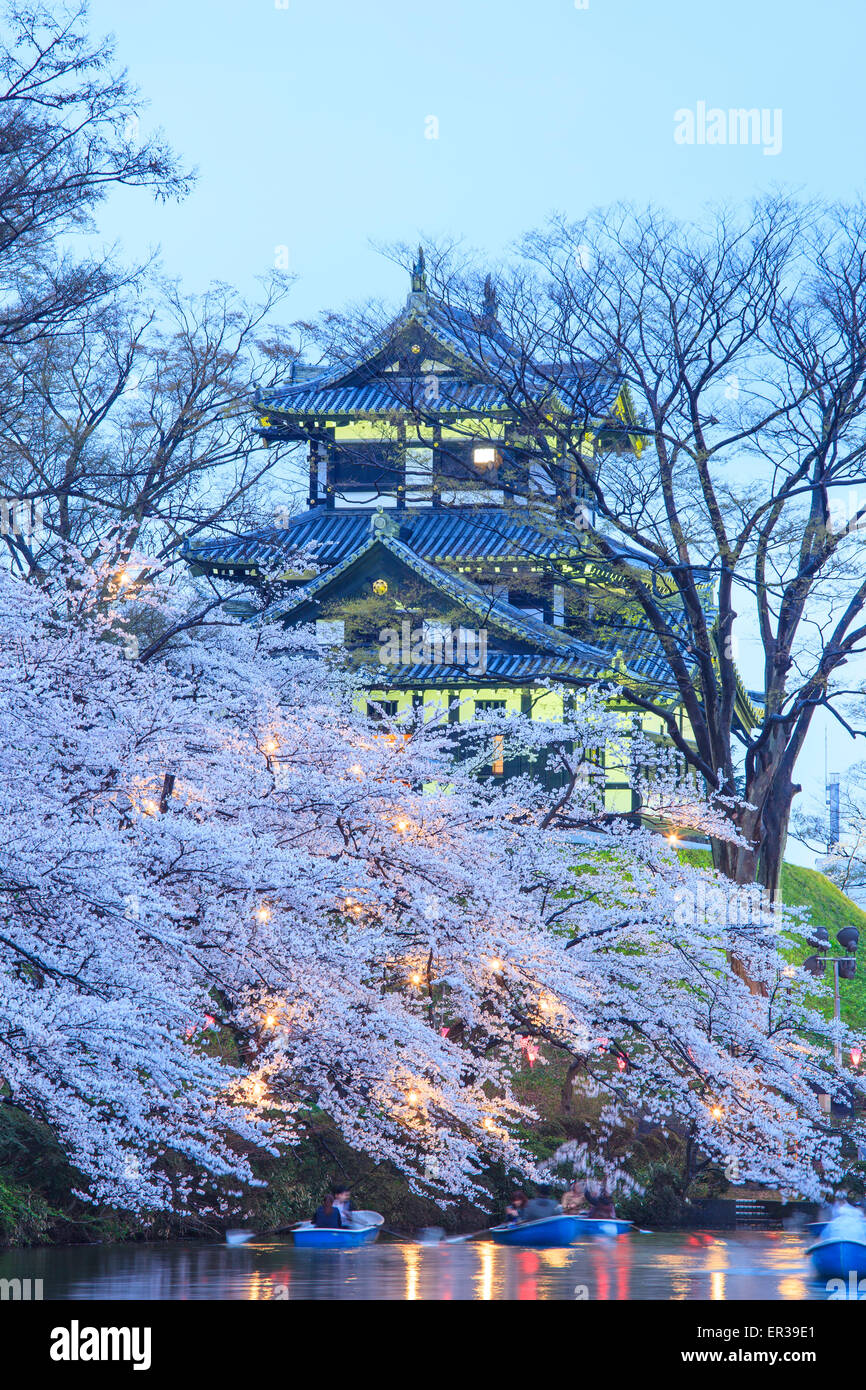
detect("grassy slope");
top-left (681, 851), bottom-right (866, 1034)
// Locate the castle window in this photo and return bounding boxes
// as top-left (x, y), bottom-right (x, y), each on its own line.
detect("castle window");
top-left (491, 735), bottom-right (505, 776)
top-left (332, 444), bottom-right (399, 489)
top-left (366, 699), bottom-right (399, 721)
top-left (475, 699), bottom-right (507, 776)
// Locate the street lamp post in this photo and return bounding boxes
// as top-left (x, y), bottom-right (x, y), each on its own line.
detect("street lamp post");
top-left (804, 925), bottom-right (860, 1065)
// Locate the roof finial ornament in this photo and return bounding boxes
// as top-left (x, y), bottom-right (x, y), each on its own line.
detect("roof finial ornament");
top-left (481, 274), bottom-right (498, 326)
top-left (411, 245), bottom-right (426, 294)
top-left (406, 245), bottom-right (429, 311)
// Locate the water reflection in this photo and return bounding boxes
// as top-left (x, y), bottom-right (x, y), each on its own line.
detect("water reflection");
top-left (0, 1232), bottom-right (828, 1301)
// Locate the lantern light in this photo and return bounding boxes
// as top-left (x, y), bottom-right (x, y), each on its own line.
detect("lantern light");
top-left (852, 1044), bottom-right (863, 1068)
top-left (473, 446), bottom-right (500, 472)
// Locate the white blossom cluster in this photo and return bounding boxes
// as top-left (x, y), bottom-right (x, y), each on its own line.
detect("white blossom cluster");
top-left (0, 564), bottom-right (862, 1213)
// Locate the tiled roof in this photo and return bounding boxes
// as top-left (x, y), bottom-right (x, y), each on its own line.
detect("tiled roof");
top-left (256, 289), bottom-right (623, 422)
top-left (183, 507), bottom-right (585, 571)
top-left (382, 653), bottom-right (618, 683)
top-left (262, 531), bottom-right (618, 671)
top-left (258, 372), bottom-right (616, 420)
top-left (183, 507), bottom-right (700, 692)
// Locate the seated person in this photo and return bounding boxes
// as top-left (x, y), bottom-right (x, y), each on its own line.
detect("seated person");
top-left (332, 1185), bottom-right (353, 1223)
top-left (586, 1189), bottom-right (616, 1220)
top-left (505, 1190), bottom-right (528, 1222)
top-left (561, 1180), bottom-right (587, 1215)
top-left (519, 1184), bottom-right (563, 1222)
top-left (311, 1193), bottom-right (343, 1228)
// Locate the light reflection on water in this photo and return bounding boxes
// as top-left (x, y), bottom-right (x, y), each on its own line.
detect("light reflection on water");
top-left (0, 1232), bottom-right (824, 1301)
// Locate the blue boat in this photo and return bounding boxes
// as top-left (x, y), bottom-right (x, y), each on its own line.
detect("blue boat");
top-left (490, 1213), bottom-right (634, 1246)
top-left (808, 1237), bottom-right (866, 1282)
top-left (490, 1214), bottom-right (582, 1247)
top-left (292, 1221), bottom-right (380, 1250)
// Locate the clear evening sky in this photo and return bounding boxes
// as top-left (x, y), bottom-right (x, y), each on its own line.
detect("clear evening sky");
top-left (86, 0), bottom-right (866, 864)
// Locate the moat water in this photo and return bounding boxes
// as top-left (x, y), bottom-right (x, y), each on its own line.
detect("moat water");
top-left (0, 1230), bottom-right (839, 1300)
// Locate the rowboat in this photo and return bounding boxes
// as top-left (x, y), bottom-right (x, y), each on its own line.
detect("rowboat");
top-left (292, 1222), bottom-right (380, 1249)
top-left (489, 1214), bottom-right (582, 1246)
top-left (291, 1210), bottom-right (383, 1250)
top-left (489, 1212), bottom-right (633, 1246)
top-left (808, 1237), bottom-right (866, 1281)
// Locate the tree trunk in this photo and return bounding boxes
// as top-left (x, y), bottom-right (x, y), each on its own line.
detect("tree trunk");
top-left (710, 757), bottom-right (798, 901)
top-left (755, 777), bottom-right (798, 899)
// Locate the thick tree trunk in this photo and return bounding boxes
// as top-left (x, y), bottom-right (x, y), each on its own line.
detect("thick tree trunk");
top-left (755, 777), bottom-right (798, 899)
top-left (710, 834), bottom-right (758, 885)
top-left (710, 781), bottom-right (797, 900)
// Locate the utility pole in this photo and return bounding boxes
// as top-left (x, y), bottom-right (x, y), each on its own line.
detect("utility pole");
top-left (804, 925), bottom-right (860, 1065)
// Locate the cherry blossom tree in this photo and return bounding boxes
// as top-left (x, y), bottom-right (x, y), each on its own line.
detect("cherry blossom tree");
top-left (1, 561), bottom-right (863, 1214)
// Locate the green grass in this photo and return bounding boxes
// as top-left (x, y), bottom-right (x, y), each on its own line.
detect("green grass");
top-left (680, 850), bottom-right (866, 1034)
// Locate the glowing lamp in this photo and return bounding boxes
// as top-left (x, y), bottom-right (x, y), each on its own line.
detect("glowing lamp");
top-left (473, 446), bottom-right (500, 472)
top-left (710, 1105), bottom-right (724, 1121)
top-left (852, 1044), bottom-right (863, 1068)
top-left (255, 904), bottom-right (271, 924)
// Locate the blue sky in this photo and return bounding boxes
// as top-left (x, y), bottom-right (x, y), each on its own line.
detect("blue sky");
top-left (86, 0), bottom-right (866, 863)
top-left (89, 0), bottom-right (863, 315)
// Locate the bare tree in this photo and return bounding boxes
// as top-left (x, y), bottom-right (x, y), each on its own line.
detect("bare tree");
top-left (0, 1), bottom-right (191, 347)
top-left (0, 3), bottom-right (301, 640)
top-left (0, 275), bottom-right (298, 596)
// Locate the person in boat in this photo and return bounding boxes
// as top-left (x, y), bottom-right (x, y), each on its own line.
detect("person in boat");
top-left (586, 1189), bottom-right (616, 1220)
top-left (332, 1185), bottom-right (353, 1223)
top-left (505, 1190), bottom-right (528, 1223)
top-left (823, 1192), bottom-right (866, 1241)
top-left (561, 1180), bottom-right (587, 1215)
top-left (519, 1185), bottom-right (562, 1222)
top-left (311, 1193), bottom-right (343, 1228)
